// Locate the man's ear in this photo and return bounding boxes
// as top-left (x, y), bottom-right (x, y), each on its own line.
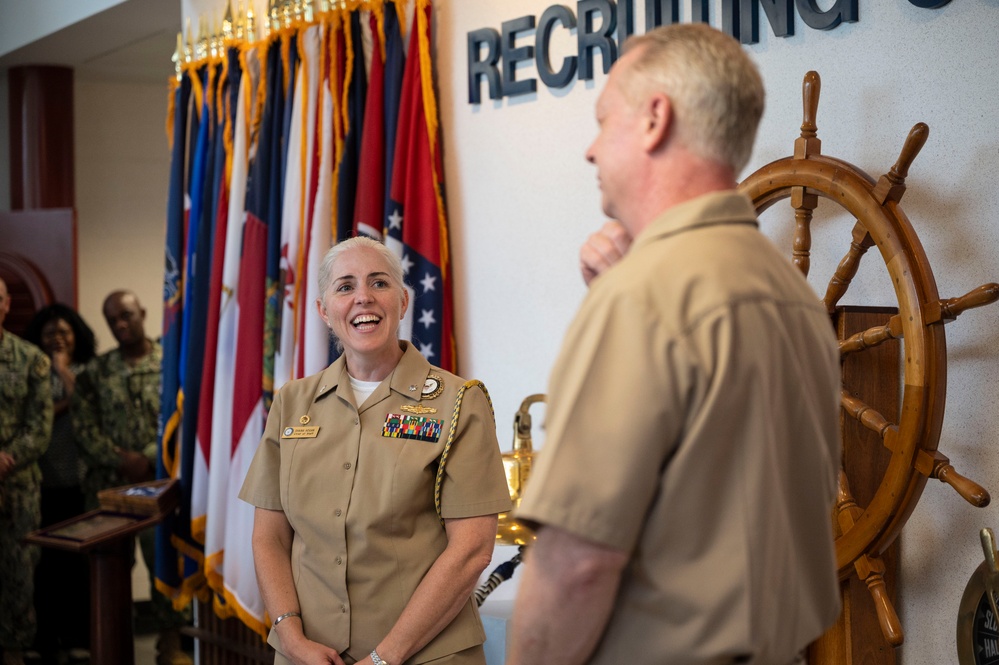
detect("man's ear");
top-left (643, 93), bottom-right (672, 152)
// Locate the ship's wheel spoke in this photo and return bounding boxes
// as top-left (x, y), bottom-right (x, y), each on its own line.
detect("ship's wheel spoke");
top-left (839, 315), bottom-right (903, 357)
top-left (835, 471), bottom-right (904, 646)
top-left (924, 283), bottom-right (999, 325)
top-left (840, 390), bottom-right (898, 452)
top-left (914, 449), bottom-right (991, 507)
top-left (791, 189), bottom-right (817, 277)
top-left (822, 221), bottom-right (874, 314)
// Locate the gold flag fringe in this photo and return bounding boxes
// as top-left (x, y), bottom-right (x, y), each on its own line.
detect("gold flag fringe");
top-left (166, 77), bottom-right (179, 148)
top-left (415, 0), bottom-right (449, 280)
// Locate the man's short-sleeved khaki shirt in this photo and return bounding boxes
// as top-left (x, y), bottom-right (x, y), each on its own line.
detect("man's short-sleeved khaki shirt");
top-left (517, 192), bottom-right (842, 665)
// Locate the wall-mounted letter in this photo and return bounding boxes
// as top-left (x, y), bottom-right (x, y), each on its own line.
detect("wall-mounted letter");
top-left (690, 0), bottom-right (710, 24)
top-left (719, 0), bottom-right (741, 41)
top-left (645, 0), bottom-right (680, 29)
top-left (796, 0), bottom-right (858, 30)
top-left (468, 28), bottom-right (501, 104)
top-left (740, 0), bottom-right (793, 44)
top-left (501, 16), bottom-right (538, 97)
top-left (577, 0), bottom-right (618, 80)
top-left (537, 5), bottom-right (578, 89)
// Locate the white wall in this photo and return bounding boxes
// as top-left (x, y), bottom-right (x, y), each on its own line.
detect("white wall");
top-left (435, 2), bottom-right (999, 663)
top-left (74, 78), bottom-right (168, 351)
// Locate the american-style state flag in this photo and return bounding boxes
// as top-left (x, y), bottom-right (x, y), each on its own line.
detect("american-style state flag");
top-left (353, 9), bottom-right (387, 241)
top-left (385, 0), bottom-right (456, 372)
top-left (336, 9), bottom-right (367, 243)
top-left (263, 32), bottom-right (297, 409)
top-left (298, 17), bottom-right (340, 379)
top-left (203, 42), bottom-right (263, 633)
top-left (275, 25), bottom-right (321, 389)
top-left (225, 35), bottom-right (288, 635)
top-left (192, 44), bottom-right (242, 555)
top-left (158, 61), bottom-right (213, 604)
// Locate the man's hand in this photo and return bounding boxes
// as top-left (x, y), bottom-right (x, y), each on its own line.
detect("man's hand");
top-left (115, 447), bottom-right (154, 483)
top-left (580, 221), bottom-right (632, 286)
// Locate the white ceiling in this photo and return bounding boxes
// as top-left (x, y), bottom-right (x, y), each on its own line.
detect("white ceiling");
top-left (0, 0), bottom-right (182, 84)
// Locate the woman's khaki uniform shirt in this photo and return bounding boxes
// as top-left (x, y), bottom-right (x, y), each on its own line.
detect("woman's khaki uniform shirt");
top-left (239, 342), bottom-right (512, 664)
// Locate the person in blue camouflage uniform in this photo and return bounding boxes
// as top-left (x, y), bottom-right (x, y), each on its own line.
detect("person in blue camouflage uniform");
top-left (0, 277), bottom-right (54, 665)
top-left (71, 290), bottom-right (191, 665)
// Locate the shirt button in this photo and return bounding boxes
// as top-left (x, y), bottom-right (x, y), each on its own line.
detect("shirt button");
top-left (354, 418), bottom-right (359, 425)
top-left (340, 604), bottom-right (347, 613)
top-left (335, 509), bottom-right (342, 517)
top-left (336, 556), bottom-right (343, 565)
top-left (343, 462), bottom-right (351, 470)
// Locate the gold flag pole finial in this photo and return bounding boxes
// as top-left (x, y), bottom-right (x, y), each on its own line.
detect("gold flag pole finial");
top-left (245, 3), bottom-right (257, 43)
top-left (269, 0), bottom-right (281, 34)
top-left (208, 18), bottom-right (220, 59)
top-left (171, 32), bottom-right (184, 80)
top-left (222, 1), bottom-right (235, 43)
top-left (184, 18), bottom-right (195, 64)
top-left (195, 16), bottom-right (209, 61)
top-left (233, 0), bottom-right (245, 41)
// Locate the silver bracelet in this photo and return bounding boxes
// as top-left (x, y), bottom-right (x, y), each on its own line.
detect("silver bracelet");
top-left (272, 611), bottom-right (302, 628)
top-left (370, 649), bottom-right (390, 665)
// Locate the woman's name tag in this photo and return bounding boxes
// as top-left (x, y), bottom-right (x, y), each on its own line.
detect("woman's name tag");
top-left (282, 426), bottom-right (320, 439)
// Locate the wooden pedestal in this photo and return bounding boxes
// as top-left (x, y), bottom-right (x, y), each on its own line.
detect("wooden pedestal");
top-left (26, 481), bottom-right (178, 665)
top-left (809, 306), bottom-right (901, 665)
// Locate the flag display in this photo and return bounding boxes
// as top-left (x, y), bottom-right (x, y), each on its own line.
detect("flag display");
top-left (157, 0), bottom-right (457, 639)
top-left (386, 0), bottom-right (456, 372)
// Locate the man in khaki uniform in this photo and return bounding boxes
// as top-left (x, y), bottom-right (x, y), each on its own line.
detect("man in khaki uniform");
top-left (510, 24), bottom-right (841, 665)
top-left (0, 277), bottom-right (53, 665)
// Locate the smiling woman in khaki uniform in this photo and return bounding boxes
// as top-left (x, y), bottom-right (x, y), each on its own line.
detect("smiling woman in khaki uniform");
top-left (239, 237), bottom-right (511, 665)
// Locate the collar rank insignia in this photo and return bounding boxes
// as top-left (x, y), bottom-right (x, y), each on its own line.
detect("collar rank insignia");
top-left (421, 374), bottom-right (444, 400)
top-left (382, 413), bottom-right (443, 443)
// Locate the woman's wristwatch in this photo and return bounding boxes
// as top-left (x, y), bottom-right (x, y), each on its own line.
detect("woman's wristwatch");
top-left (370, 649), bottom-right (390, 665)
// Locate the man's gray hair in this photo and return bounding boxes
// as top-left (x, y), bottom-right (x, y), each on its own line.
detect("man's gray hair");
top-left (622, 23), bottom-right (765, 174)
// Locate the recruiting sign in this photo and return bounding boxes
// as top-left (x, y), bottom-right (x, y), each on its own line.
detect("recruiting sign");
top-left (468, 0), bottom-right (950, 104)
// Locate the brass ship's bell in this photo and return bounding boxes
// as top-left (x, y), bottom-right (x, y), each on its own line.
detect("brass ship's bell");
top-left (495, 393), bottom-right (545, 547)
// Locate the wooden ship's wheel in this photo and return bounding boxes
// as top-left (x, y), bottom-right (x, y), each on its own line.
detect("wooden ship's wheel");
top-left (738, 71), bottom-right (999, 651)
